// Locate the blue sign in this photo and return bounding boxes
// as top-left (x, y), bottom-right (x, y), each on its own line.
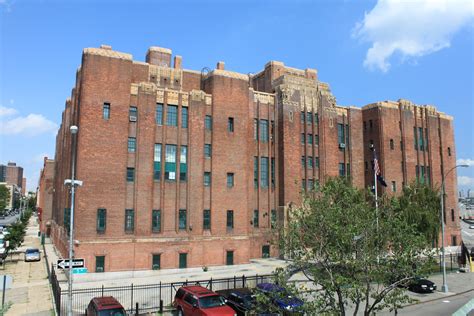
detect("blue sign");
top-left (72, 268), bottom-right (88, 274)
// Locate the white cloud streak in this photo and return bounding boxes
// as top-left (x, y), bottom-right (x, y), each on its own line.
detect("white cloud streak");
top-left (0, 106), bottom-right (18, 117)
top-left (458, 176), bottom-right (474, 186)
top-left (0, 113), bottom-right (57, 136)
top-left (457, 158), bottom-right (474, 166)
top-left (353, 0), bottom-right (474, 72)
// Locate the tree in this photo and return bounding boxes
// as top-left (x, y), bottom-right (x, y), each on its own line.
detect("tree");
top-left (0, 185), bottom-right (10, 215)
top-left (278, 178), bottom-right (437, 316)
top-left (27, 193), bottom-right (37, 211)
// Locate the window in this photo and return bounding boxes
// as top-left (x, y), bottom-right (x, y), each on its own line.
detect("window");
top-left (262, 245), bottom-right (270, 258)
top-left (302, 179), bottom-right (306, 191)
top-left (418, 127), bottom-right (424, 151)
top-left (271, 158), bottom-right (275, 188)
top-left (152, 254), bottom-right (161, 270)
top-left (179, 253), bottom-right (187, 268)
top-left (451, 235), bottom-right (457, 246)
top-left (391, 181), bottom-right (396, 192)
top-left (301, 134), bottom-right (305, 144)
top-left (165, 145), bottom-right (177, 180)
top-left (347, 163), bottom-right (351, 177)
top-left (315, 157), bottom-right (320, 168)
top-left (166, 105), bottom-right (178, 126)
top-left (260, 119), bottom-right (269, 142)
top-left (203, 210), bottom-right (211, 230)
top-left (156, 103), bottom-right (163, 125)
top-left (254, 157), bottom-right (258, 188)
top-left (204, 172), bottom-right (211, 186)
top-left (126, 168), bottom-right (135, 182)
top-left (308, 134), bottom-right (313, 144)
top-left (226, 251), bottom-right (234, 265)
top-left (451, 209), bottom-right (455, 222)
top-left (315, 135), bottom-right (319, 145)
top-left (363, 121), bottom-right (366, 130)
top-left (228, 117), bottom-right (234, 132)
top-left (181, 107), bottom-right (188, 128)
top-left (308, 157), bottom-right (313, 169)
top-left (179, 209), bottom-right (187, 230)
top-left (306, 112), bottom-right (313, 124)
top-left (227, 173), bottom-right (234, 188)
top-left (180, 146), bottom-right (187, 181)
top-left (152, 210), bottom-right (161, 233)
top-left (128, 137), bottom-right (136, 153)
top-left (337, 123), bottom-right (345, 145)
top-left (205, 115), bottom-right (212, 130)
top-left (271, 209), bottom-right (277, 229)
top-left (369, 120), bottom-right (373, 130)
top-left (413, 127), bottom-right (418, 150)
top-left (204, 144), bottom-right (212, 158)
top-left (448, 147), bottom-right (451, 156)
top-left (365, 161), bottom-right (368, 172)
top-left (95, 256), bottom-right (105, 273)
top-left (390, 139), bottom-right (394, 150)
top-left (103, 103), bottom-right (110, 120)
top-left (125, 209), bottom-right (134, 232)
top-left (308, 179), bottom-right (314, 191)
top-left (253, 210), bottom-right (259, 228)
top-left (97, 209), bottom-right (106, 233)
top-left (154, 144), bottom-right (162, 180)
top-left (314, 113), bottom-right (319, 124)
top-left (339, 163), bottom-right (345, 177)
top-left (260, 157), bottom-right (269, 188)
top-left (400, 140), bottom-right (404, 150)
top-left (254, 119), bottom-right (258, 140)
top-left (129, 106), bottom-right (137, 121)
top-left (301, 156), bottom-right (306, 168)
top-left (300, 111), bottom-right (305, 124)
top-left (227, 210), bottom-right (234, 229)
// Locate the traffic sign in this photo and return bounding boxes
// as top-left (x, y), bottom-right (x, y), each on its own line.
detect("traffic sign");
top-left (57, 258), bottom-right (85, 269)
top-left (72, 268), bottom-right (88, 274)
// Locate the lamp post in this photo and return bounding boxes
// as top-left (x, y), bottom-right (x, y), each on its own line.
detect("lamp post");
top-left (65, 125), bottom-right (82, 316)
top-left (440, 164), bottom-right (468, 293)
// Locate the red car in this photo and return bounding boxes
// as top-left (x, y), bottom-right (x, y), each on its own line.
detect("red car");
top-left (85, 296), bottom-right (126, 316)
top-left (173, 286), bottom-right (237, 316)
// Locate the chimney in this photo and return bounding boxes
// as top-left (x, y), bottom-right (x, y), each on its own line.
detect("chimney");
top-left (174, 55), bottom-right (182, 69)
top-left (305, 68), bottom-right (317, 81)
top-left (146, 46), bottom-right (172, 67)
top-left (217, 61), bottom-right (225, 70)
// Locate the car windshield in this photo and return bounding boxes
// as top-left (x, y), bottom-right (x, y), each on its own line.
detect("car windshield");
top-left (26, 249), bottom-right (39, 254)
top-left (198, 295), bottom-right (226, 308)
top-left (98, 308), bottom-right (126, 316)
top-left (242, 295), bottom-right (255, 308)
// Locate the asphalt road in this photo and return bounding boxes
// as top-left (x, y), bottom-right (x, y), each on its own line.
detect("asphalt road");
top-left (0, 213), bottom-right (21, 226)
top-left (461, 219), bottom-right (474, 249)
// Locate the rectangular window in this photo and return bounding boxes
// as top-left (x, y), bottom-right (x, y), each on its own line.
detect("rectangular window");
top-left (152, 210), bottom-right (161, 233)
top-left (253, 210), bottom-right (259, 228)
top-left (179, 253), bottom-right (187, 269)
top-left (152, 254), bottom-right (161, 270)
top-left (363, 121), bottom-right (366, 130)
top-left (301, 133), bottom-right (305, 144)
top-left (315, 135), bottom-right (319, 145)
top-left (125, 209), bottom-right (134, 232)
top-left (156, 103), bottom-right (163, 125)
top-left (347, 163), bottom-right (351, 177)
top-left (103, 103), bottom-right (110, 120)
top-left (165, 145), bottom-right (177, 180)
top-left (181, 107), bottom-right (188, 128)
top-left (390, 139), bottom-right (394, 150)
top-left (448, 147), bottom-right (451, 156)
top-left (301, 111), bottom-right (305, 124)
top-left (203, 209), bottom-right (211, 230)
top-left (391, 181), bottom-right (396, 192)
top-left (315, 157), bottom-right (320, 168)
top-left (129, 106), bottom-right (137, 121)
top-left (205, 115), bottom-right (212, 130)
top-left (166, 105), bottom-right (178, 126)
top-left (254, 119), bottom-right (258, 140)
top-left (126, 168), bottom-right (135, 182)
top-left (154, 144), bottom-right (162, 180)
top-left (254, 157), bottom-right (259, 188)
top-left (271, 158), bottom-right (275, 188)
top-left (308, 157), bottom-right (313, 169)
top-left (180, 146), bottom-right (187, 181)
top-left (204, 144), bottom-right (212, 158)
top-left (314, 113), bottom-right (319, 124)
top-left (414, 127), bottom-right (418, 150)
top-left (97, 209), bottom-right (106, 233)
top-left (262, 245), bottom-right (270, 258)
top-left (451, 209), bottom-right (455, 222)
top-left (451, 235), bottom-right (457, 246)
top-left (308, 134), bottom-right (313, 144)
top-left (339, 163), bottom-right (345, 177)
top-left (271, 209), bottom-right (277, 229)
top-left (337, 123), bottom-right (345, 145)
top-left (227, 210), bottom-right (234, 229)
top-left (306, 112), bottom-right (313, 124)
top-left (226, 251), bottom-right (234, 265)
top-left (260, 157), bottom-right (269, 188)
top-left (179, 209), bottom-right (187, 230)
top-left (260, 119), bottom-right (269, 142)
top-left (302, 179), bottom-right (306, 191)
top-left (308, 179), bottom-right (314, 191)
top-left (227, 173), bottom-right (234, 188)
top-left (418, 127), bottom-right (424, 151)
top-left (204, 172), bottom-right (211, 186)
top-left (301, 156), bottom-right (306, 168)
top-left (228, 117), bottom-right (234, 132)
top-left (95, 256), bottom-right (105, 273)
top-left (369, 120), bottom-right (373, 129)
top-left (128, 137), bottom-right (136, 153)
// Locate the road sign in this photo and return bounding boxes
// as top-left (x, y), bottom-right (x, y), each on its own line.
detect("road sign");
top-left (57, 258), bottom-right (85, 269)
top-left (72, 268), bottom-right (88, 274)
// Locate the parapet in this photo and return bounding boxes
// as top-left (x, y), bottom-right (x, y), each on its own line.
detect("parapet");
top-left (146, 46), bottom-right (172, 67)
top-left (83, 45), bottom-right (132, 61)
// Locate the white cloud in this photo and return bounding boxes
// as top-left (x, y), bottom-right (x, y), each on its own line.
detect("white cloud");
top-left (458, 176), bottom-right (474, 186)
top-left (0, 106), bottom-right (18, 117)
top-left (353, 0), bottom-right (474, 72)
top-left (0, 113), bottom-right (57, 136)
top-left (457, 158), bottom-right (474, 166)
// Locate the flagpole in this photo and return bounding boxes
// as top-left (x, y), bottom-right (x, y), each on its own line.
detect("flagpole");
top-left (371, 144), bottom-right (379, 264)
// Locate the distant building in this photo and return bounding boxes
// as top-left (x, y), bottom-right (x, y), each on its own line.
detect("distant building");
top-left (37, 157), bottom-right (55, 236)
top-left (21, 178), bottom-right (26, 195)
top-left (0, 162), bottom-right (24, 192)
top-left (51, 45), bottom-right (461, 272)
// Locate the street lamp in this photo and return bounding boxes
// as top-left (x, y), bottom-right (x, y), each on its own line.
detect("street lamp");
top-left (64, 125), bottom-right (82, 316)
top-left (440, 164), bottom-right (468, 293)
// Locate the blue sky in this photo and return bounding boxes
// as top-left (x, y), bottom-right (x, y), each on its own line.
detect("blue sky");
top-left (0, 0), bottom-right (473, 192)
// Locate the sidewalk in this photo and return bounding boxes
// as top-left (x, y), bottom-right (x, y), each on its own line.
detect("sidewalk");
top-left (3, 215), bottom-right (54, 316)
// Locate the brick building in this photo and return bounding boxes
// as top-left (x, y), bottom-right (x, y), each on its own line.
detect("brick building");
top-left (0, 162), bottom-right (24, 190)
top-left (37, 157), bottom-right (55, 236)
top-left (50, 45), bottom-right (460, 272)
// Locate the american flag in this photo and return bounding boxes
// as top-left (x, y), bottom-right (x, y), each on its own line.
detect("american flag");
top-left (373, 152), bottom-right (388, 187)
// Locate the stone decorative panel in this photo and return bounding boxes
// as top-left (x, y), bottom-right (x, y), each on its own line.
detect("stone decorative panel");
top-left (156, 90), bottom-right (165, 103)
top-left (253, 92), bottom-right (275, 105)
top-left (167, 91), bottom-right (179, 105)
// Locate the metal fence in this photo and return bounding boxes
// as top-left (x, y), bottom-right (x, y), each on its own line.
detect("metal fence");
top-left (50, 266), bottom-right (274, 315)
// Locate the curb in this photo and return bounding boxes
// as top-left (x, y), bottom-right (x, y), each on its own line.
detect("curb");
top-left (403, 288), bottom-right (474, 308)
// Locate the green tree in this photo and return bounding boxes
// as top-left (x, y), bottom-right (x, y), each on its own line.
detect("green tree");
top-left (0, 185), bottom-right (10, 215)
top-left (278, 178), bottom-right (437, 316)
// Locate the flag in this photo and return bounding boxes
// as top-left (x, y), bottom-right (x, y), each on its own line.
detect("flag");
top-left (373, 152), bottom-right (388, 187)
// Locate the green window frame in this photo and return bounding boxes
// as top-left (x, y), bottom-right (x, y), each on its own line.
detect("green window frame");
top-left (204, 172), bottom-right (211, 186)
top-left (262, 245), bottom-right (270, 258)
top-left (315, 135), bottom-right (319, 145)
top-left (126, 167), bottom-right (135, 182)
top-left (103, 103), bottom-right (110, 120)
top-left (253, 210), bottom-right (259, 228)
top-left (156, 103), bottom-right (163, 125)
top-left (97, 208), bottom-right (106, 233)
top-left (179, 209), bottom-right (187, 230)
top-left (226, 250), bottom-right (234, 265)
top-left (205, 115), bottom-right (212, 130)
top-left (179, 253), bottom-right (187, 269)
top-left (129, 106), bottom-right (137, 121)
top-left (154, 144), bottom-right (162, 180)
top-left (128, 137), bottom-right (136, 153)
top-left (166, 105), bottom-right (178, 126)
top-left (227, 173), bottom-right (234, 188)
top-left (180, 146), bottom-right (187, 181)
top-left (259, 119), bottom-right (269, 142)
top-left (339, 163), bottom-right (345, 177)
top-left (260, 157), bottom-right (269, 188)
top-left (253, 119), bottom-right (258, 140)
top-left (203, 209), bottom-right (211, 230)
top-left (165, 145), bottom-right (177, 180)
top-left (227, 210), bottom-right (234, 229)
top-left (271, 158), bottom-right (275, 188)
top-left (152, 254), bottom-right (161, 270)
top-left (181, 107), bottom-right (188, 128)
top-left (228, 117), bottom-right (234, 132)
top-left (152, 210), bottom-right (161, 233)
top-left (306, 112), bottom-right (312, 124)
top-left (301, 133), bottom-right (305, 144)
top-left (204, 144), bottom-right (212, 158)
top-left (308, 134), bottom-right (313, 144)
top-left (271, 209), bottom-right (277, 229)
top-left (308, 157), bottom-right (313, 169)
top-left (300, 111), bottom-right (305, 124)
top-left (95, 256), bottom-right (105, 273)
top-left (125, 209), bottom-right (134, 232)
top-left (254, 157), bottom-right (258, 188)
top-left (337, 123), bottom-right (345, 145)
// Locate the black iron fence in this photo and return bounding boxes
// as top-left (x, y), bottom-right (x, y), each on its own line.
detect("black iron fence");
top-left (50, 265), bottom-right (273, 315)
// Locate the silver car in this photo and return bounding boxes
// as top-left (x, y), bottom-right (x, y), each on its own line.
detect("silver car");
top-left (24, 248), bottom-right (41, 262)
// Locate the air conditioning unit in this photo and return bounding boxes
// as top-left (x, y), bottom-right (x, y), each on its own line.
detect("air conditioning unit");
top-left (129, 116), bottom-right (137, 122)
top-left (339, 143), bottom-right (346, 149)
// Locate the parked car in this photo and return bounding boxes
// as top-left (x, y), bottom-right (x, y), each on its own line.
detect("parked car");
top-left (85, 296), bottom-right (126, 316)
top-left (173, 285), bottom-right (237, 316)
top-left (469, 225), bottom-right (474, 229)
top-left (24, 248), bottom-right (41, 262)
top-left (256, 283), bottom-right (304, 313)
top-left (407, 277), bottom-right (437, 293)
top-left (216, 288), bottom-right (256, 316)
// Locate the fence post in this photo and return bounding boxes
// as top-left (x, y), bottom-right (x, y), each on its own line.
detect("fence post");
top-left (210, 278), bottom-right (213, 291)
top-left (159, 299), bottom-right (163, 313)
top-left (234, 276), bottom-right (236, 289)
top-left (101, 285), bottom-right (104, 297)
top-left (159, 281), bottom-right (162, 303)
top-left (130, 283), bottom-right (134, 313)
top-left (242, 275), bottom-right (245, 288)
top-left (170, 282), bottom-right (173, 305)
top-left (135, 302), bottom-right (139, 315)
top-left (450, 253), bottom-right (453, 271)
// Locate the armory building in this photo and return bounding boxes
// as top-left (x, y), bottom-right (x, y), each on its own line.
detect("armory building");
top-left (49, 45), bottom-right (460, 272)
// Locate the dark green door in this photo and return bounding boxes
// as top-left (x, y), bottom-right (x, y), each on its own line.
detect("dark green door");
top-left (226, 251), bottom-right (234, 265)
top-left (95, 256), bottom-right (105, 272)
top-left (262, 245), bottom-right (270, 258)
top-left (179, 253), bottom-right (187, 269)
top-left (152, 254), bottom-right (161, 270)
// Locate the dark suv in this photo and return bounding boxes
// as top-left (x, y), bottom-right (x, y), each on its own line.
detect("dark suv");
top-left (85, 296), bottom-right (126, 316)
top-left (173, 286), bottom-right (237, 316)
